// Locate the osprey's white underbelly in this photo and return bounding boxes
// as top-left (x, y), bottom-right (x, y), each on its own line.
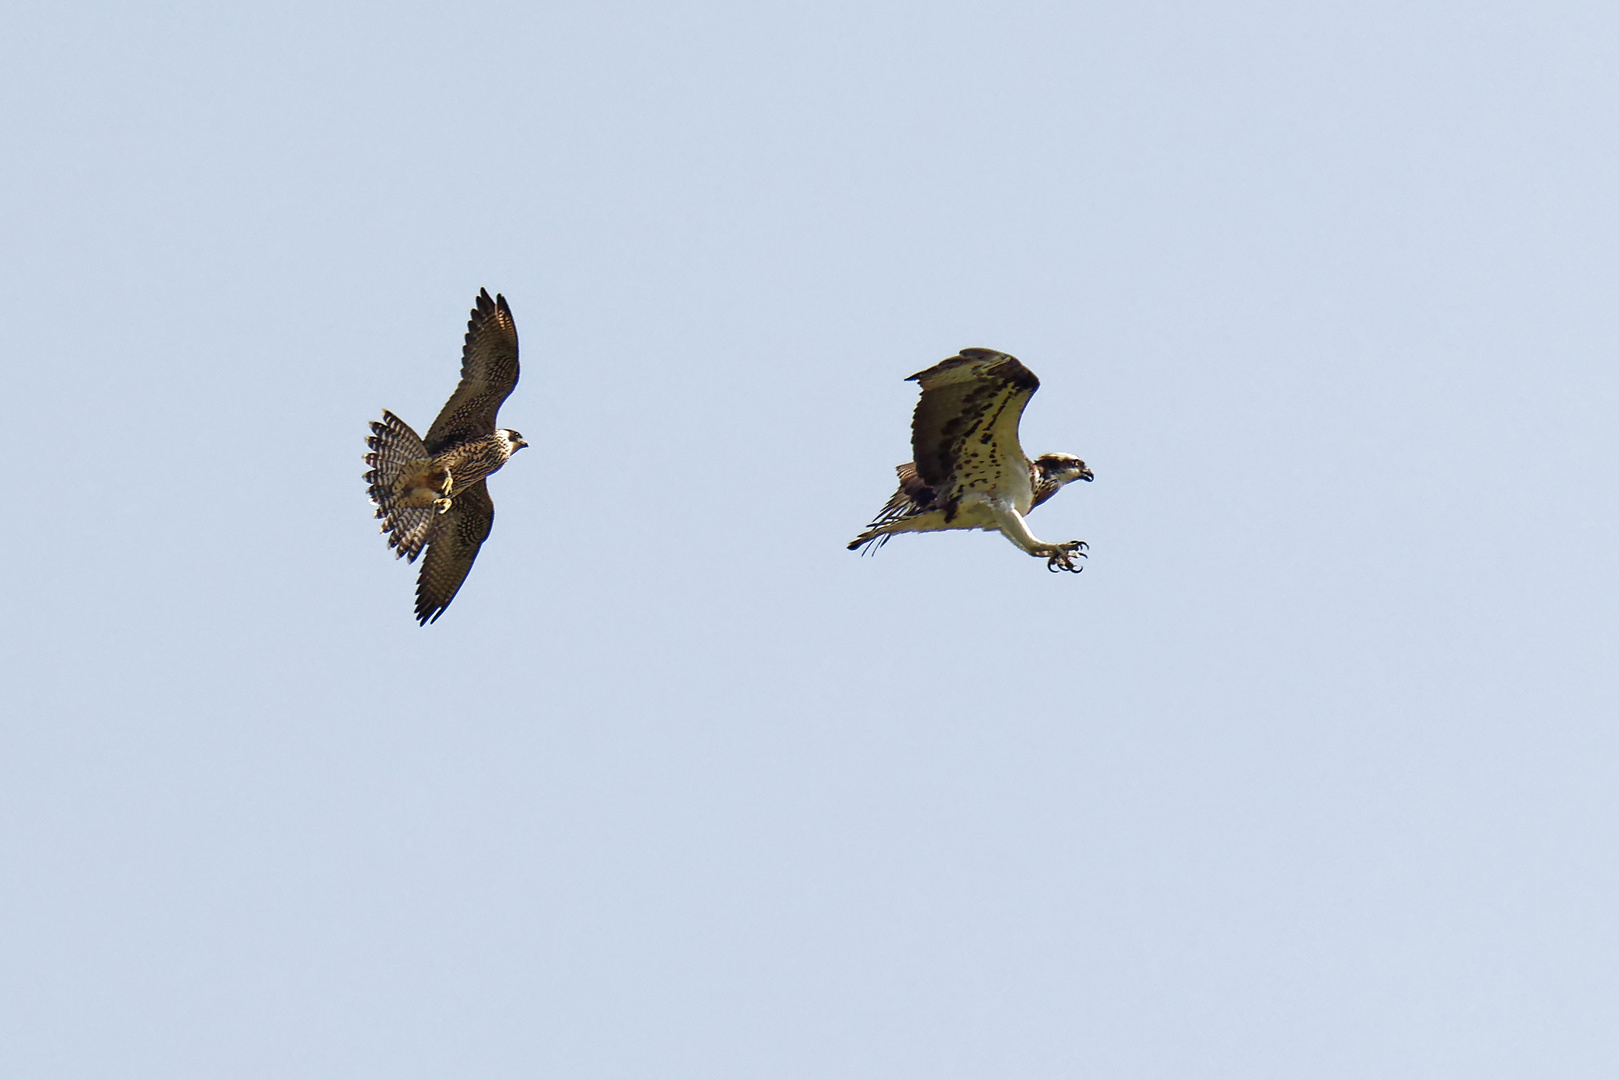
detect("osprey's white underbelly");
top-left (880, 482), bottom-right (1031, 538)
top-left (955, 456), bottom-right (1035, 516)
top-left (1007, 463), bottom-right (1035, 515)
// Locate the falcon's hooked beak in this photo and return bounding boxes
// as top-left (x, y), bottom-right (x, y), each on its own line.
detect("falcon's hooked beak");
top-left (508, 431), bottom-right (529, 451)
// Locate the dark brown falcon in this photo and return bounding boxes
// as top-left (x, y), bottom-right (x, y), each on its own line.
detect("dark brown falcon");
top-left (364, 289), bottom-right (527, 624)
top-left (848, 348), bottom-right (1093, 571)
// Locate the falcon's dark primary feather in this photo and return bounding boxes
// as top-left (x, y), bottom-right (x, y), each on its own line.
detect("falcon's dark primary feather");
top-left (424, 289), bottom-right (521, 453)
top-left (414, 480), bottom-right (494, 625)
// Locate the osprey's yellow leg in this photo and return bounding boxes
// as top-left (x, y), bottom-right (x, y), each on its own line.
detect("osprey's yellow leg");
top-left (976, 495), bottom-right (1088, 573)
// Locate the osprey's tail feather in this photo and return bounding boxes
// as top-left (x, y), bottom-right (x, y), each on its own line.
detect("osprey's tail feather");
top-left (847, 524), bottom-right (895, 555)
top-left (364, 410), bottom-right (436, 562)
top-left (848, 462), bottom-right (936, 555)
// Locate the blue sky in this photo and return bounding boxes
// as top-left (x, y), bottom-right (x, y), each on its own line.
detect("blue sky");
top-left (3, 1), bottom-right (1617, 1076)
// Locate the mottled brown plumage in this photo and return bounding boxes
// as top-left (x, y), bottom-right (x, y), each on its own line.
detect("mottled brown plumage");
top-left (908, 351), bottom-right (1041, 500)
top-left (424, 291), bottom-right (522, 453)
top-left (364, 289), bottom-right (526, 624)
top-left (413, 480), bottom-right (494, 627)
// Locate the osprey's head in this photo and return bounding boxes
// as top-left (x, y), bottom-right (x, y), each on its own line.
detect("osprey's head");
top-left (501, 429), bottom-right (529, 453)
top-left (1035, 452), bottom-right (1093, 486)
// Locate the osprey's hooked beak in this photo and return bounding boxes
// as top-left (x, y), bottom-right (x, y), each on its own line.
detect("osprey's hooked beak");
top-left (1080, 466), bottom-right (1094, 482)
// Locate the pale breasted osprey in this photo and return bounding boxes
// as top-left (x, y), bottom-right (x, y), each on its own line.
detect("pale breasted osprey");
top-left (364, 289), bottom-right (527, 624)
top-left (848, 348), bottom-right (1093, 571)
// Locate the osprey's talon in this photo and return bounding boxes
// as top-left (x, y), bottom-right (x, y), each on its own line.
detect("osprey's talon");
top-left (1043, 541), bottom-right (1088, 573)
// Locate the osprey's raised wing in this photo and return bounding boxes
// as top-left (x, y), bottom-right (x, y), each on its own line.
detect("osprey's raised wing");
top-left (424, 289), bottom-right (520, 454)
top-left (908, 348), bottom-right (1040, 500)
top-left (414, 479), bottom-right (494, 625)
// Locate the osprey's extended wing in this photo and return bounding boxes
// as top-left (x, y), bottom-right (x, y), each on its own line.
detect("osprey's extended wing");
top-left (424, 290), bottom-right (520, 453)
top-left (414, 480), bottom-right (494, 625)
top-left (907, 349), bottom-right (1039, 499)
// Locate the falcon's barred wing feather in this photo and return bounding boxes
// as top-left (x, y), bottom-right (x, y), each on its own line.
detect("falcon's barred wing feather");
top-left (907, 349), bottom-right (1040, 498)
top-left (415, 480), bottom-right (494, 625)
top-left (423, 289), bottom-right (520, 453)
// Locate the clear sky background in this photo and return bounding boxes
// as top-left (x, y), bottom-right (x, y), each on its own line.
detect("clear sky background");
top-left (3, 1), bottom-right (1617, 1076)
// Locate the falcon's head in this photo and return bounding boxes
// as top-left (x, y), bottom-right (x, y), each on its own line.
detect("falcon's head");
top-left (1035, 453), bottom-right (1093, 487)
top-left (501, 429), bottom-right (530, 453)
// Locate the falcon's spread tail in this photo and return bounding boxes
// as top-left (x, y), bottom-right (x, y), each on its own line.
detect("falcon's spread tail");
top-left (364, 410), bottom-right (436, 562)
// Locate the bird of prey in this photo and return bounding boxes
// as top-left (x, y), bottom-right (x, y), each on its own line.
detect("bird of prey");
top-left (848, 348), bottom-right (1093, 571)
top-left (364, 289), bottom-right (527, 624)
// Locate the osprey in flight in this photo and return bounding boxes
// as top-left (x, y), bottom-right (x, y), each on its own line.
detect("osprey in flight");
top-left (849, 348), bottom-right (1093, 572)
top-left (364, 289), bottom-right (526, 624)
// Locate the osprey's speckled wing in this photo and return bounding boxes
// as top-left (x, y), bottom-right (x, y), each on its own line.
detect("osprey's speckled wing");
top-left (424, 289), bottom-right (520, 454)
top-left (907, 349), bottom-right (1040, 501)
top-left (414, 480), bottom-right (494, 625)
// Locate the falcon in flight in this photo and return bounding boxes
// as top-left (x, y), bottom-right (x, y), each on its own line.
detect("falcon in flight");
top-left (364, 289), bottom-right (527, 624)
top-left (849, 349), bottom-right (1093, 571)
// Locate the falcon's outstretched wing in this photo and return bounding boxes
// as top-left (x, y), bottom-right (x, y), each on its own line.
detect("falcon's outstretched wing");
top-left (414, 480), bottom-right (494, 625)
top-left (908, 348), bottom-right (1040, 500)
top-left (424, 289), bottom-right (520, 453)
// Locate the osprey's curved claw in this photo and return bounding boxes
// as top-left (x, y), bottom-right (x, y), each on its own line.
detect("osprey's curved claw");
top-left (1044, 541), bottom-right (1088, 573)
